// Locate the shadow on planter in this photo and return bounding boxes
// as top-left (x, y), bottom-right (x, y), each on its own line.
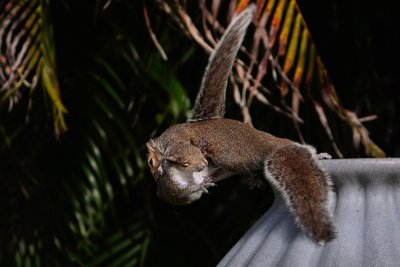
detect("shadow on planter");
top-left (218, 159), bottom-right (400, 267)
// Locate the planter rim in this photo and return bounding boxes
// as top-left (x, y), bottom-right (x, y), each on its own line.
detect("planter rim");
top-left (321, 158), bottom-right (400, 174)
top-left (218, 158), bottom-right (400, 267)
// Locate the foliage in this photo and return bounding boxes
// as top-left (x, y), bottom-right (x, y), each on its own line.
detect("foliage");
top-left (0, 0), bottom-right (395, 266)
top-left (153, 0), bottom-right (384, 157)
top-left (0, 0), bottom-right (67, 135)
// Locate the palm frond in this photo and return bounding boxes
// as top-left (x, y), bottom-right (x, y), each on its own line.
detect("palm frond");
top-left (82, 220), bottom-right (150, 267)
top-left (153, 0), bottom-right (385, 157)
top-left (0, 0), bottom-right (67, 135)
top-left (0, 48), bottom-right (146, 267)
top-left (0, 1), bottom-right (195, 257)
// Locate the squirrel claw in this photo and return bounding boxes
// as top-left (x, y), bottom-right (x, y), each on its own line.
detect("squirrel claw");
top-left (202, 176), bottom-right (216, 191)
top-left (203, 176), bottom-right (215, 184)
top-left (201, 182), bottom-right (216, 193)
top-left (317, 152), bottom-right (332, 160)
top-left (203, 182), bottom-right (216, 188)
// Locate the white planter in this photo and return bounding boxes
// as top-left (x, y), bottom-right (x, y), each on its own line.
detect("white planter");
top-left (218, 159), bottom-right (400, 267)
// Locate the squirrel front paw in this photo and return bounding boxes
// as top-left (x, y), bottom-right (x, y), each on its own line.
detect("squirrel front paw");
top-left (201, 176), bottom-right (216, 192)
top-left (200, 184), bottom-right (216, 194)
top-left (317, 152), bottom-right (332, 160)
top-left (203, 176), bottom-right (214, 184)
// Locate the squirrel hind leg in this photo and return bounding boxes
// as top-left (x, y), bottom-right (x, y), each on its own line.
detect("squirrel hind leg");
top-left (264, 143), bottom-right (336, 245)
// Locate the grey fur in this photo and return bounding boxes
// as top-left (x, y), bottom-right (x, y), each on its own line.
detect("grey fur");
top-left (189, 4), bottom-right (255, 121)
top-left (147, 3), bottom-right (336, 244)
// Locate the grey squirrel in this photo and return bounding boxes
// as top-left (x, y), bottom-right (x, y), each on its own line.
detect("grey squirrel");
top-left (146, 4), bottom-right (336, 245)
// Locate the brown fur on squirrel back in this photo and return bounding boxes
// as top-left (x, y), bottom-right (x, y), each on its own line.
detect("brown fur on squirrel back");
top-left (156, 118), bottom-right (293, 174)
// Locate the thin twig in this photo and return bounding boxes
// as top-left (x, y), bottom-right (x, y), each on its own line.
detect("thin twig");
top-left (199, 0), bottom-right (217, 46)
top-left (143, 5), bottom-right (168, 61)
top-left (102, 0), bottom-right (112, 10)
top-left (176, 3), bottom-right (213, 53)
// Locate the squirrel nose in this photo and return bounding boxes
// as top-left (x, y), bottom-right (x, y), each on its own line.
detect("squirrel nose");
top-left (195, 162), bottom-right (207, 172)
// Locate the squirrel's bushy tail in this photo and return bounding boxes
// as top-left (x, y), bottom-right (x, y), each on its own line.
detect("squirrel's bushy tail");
top-left (264, 143), bottom-right (336, 245)
top-left (190, 4), bottom-right (255, 121)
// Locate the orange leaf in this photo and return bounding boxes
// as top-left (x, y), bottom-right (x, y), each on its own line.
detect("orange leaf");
top-left (278, 0), bottom-right (295, 55)
top-left (269, 0), bottom-right (287, 47)
top-left (236, 0), bottom-right (250, 13)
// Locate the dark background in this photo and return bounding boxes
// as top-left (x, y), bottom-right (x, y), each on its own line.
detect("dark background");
top-left (1, 0), bottom-right (399, 266)
top-left (298, 0), bottom-right (400, 156)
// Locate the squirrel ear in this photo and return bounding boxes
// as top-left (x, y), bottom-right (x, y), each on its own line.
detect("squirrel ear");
top-left (189, 4), bottom-right (255, 121)
top-left (146, 139), bottom-right (157, 151)
top-left (166, 155), bottom-right (178, 162)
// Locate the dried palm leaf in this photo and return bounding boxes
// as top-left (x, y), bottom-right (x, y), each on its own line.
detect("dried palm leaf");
top-left (152, 0), bottom-right (385, 157)
top-left (0, 0), bottom-right (67, 135)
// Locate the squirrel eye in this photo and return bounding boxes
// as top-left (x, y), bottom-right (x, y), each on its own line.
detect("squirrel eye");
top-left (148, 159), bottom-right (153, 166)
top-left (182, 162), bottom-right (190, 167)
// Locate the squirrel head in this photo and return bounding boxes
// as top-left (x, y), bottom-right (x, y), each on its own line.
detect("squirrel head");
top-left (147, 140), bottom-right (211, 205)
top-left (164, 143), bottom-right (208, 172)
top-left (146, 139), bottom-right (163, 180)
top-left (146, 139), bottom-right (208, 178)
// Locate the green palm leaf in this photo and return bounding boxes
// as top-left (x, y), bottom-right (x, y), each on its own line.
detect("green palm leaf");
top-left (0, 1), bottom-right (192, 260)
